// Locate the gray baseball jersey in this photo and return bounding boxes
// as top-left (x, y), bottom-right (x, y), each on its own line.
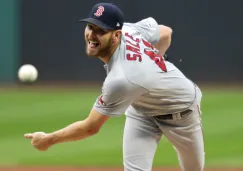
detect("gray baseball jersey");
top-left (93, 17), bottom-right (196, 117)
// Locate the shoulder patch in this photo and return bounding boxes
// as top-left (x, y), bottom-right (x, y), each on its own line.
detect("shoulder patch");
top-left (98, 95), bottom-right (106, 106)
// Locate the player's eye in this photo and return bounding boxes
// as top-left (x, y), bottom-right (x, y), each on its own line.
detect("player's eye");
top-left (97, 29), bottom-right (107, 35)
top-left (87, 24), bottom-right (93, 30)
top-left (86, 24), bottom-right (108, 36)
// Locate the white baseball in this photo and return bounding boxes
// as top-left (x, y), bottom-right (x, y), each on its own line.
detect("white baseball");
top-left (18, 64), bottom-right (38, 82)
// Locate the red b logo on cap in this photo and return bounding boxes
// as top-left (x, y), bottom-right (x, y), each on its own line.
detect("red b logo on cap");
top-left (94, 6), bottom-right (104, 17)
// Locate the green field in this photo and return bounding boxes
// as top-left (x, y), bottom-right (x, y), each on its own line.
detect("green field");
top-left (0, 86), bottom-right (243, 167)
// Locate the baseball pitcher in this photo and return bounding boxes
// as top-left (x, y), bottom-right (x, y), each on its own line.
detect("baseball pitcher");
top-left (25, 3), bottom-right (205, 171)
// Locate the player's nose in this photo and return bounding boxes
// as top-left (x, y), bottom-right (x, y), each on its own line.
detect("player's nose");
top-left (88, 30), bottom-right (97, 39)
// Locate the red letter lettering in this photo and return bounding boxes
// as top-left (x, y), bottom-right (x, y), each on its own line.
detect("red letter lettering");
top-left (125, 32), bottom-right (140, 43)
top-left (142, 39), bottom-right (152, 48)
top-left (126, 40), bottom-right (140, 48)
top-left (126, 54), bottom-right (142, 62)
top-left (126, 45), bottom-right (141, 54)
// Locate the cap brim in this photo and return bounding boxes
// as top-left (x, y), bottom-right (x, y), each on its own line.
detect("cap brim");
top-left (79, 18), bottom-right (114, 30)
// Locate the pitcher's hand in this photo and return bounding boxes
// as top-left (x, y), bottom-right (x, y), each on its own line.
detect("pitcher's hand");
top-left (24, 132), bottom-right (52, 151)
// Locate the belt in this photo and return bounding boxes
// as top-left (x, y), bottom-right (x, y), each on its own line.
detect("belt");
top-left (154, 109), bottom-right (192, 120)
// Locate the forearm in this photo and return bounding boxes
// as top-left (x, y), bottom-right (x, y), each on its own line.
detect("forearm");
top-left (46, 120), bottom-right (96, 145)
top-left (154, 25), bottom-right (172, 56)
top-left (154, 35), bottom-right (171, 56)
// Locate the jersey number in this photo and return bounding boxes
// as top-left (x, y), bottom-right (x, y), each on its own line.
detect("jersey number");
top-left (126, 38), bottom-right (167, 72)
top-left (142, 39), bottom-right (167, 72)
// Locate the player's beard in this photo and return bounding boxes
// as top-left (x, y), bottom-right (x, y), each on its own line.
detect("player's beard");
top-left (85, 37), bottom-right (113, 58)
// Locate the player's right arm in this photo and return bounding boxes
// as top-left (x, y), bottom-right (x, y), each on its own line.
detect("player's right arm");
top-left (131, 17), bottom-right (173, 56)
top-left (153, 25), bottom-right (172, 56)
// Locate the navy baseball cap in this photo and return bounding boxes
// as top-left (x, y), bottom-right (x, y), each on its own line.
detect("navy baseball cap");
top-left (79, 3), bottom-right (124, 30)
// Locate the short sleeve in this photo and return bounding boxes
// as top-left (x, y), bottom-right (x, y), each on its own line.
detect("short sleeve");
top-left (93, 77), bottom-right (148, 117)
top-left (133, 17), bottom-right (160, 45)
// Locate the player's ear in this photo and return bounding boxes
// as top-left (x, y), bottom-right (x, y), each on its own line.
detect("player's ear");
top-left (112, 30), bottom-right (122, 43)
top-left (116, 30), bottom-right (122, 39)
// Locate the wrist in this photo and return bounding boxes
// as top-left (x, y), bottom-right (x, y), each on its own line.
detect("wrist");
top-left (46, 133), bottom-right (58, 146)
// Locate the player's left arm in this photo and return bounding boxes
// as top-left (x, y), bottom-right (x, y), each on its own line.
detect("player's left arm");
top-left (47, 108), bottom-right (109, 143)
top-left (24, 77), bottom-right (147, 151)
top-left (24, 108), bottom-right (109, 151)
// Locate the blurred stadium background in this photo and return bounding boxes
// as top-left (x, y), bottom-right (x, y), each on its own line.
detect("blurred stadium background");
top-left (0, 0), bottom-right (243, 170)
